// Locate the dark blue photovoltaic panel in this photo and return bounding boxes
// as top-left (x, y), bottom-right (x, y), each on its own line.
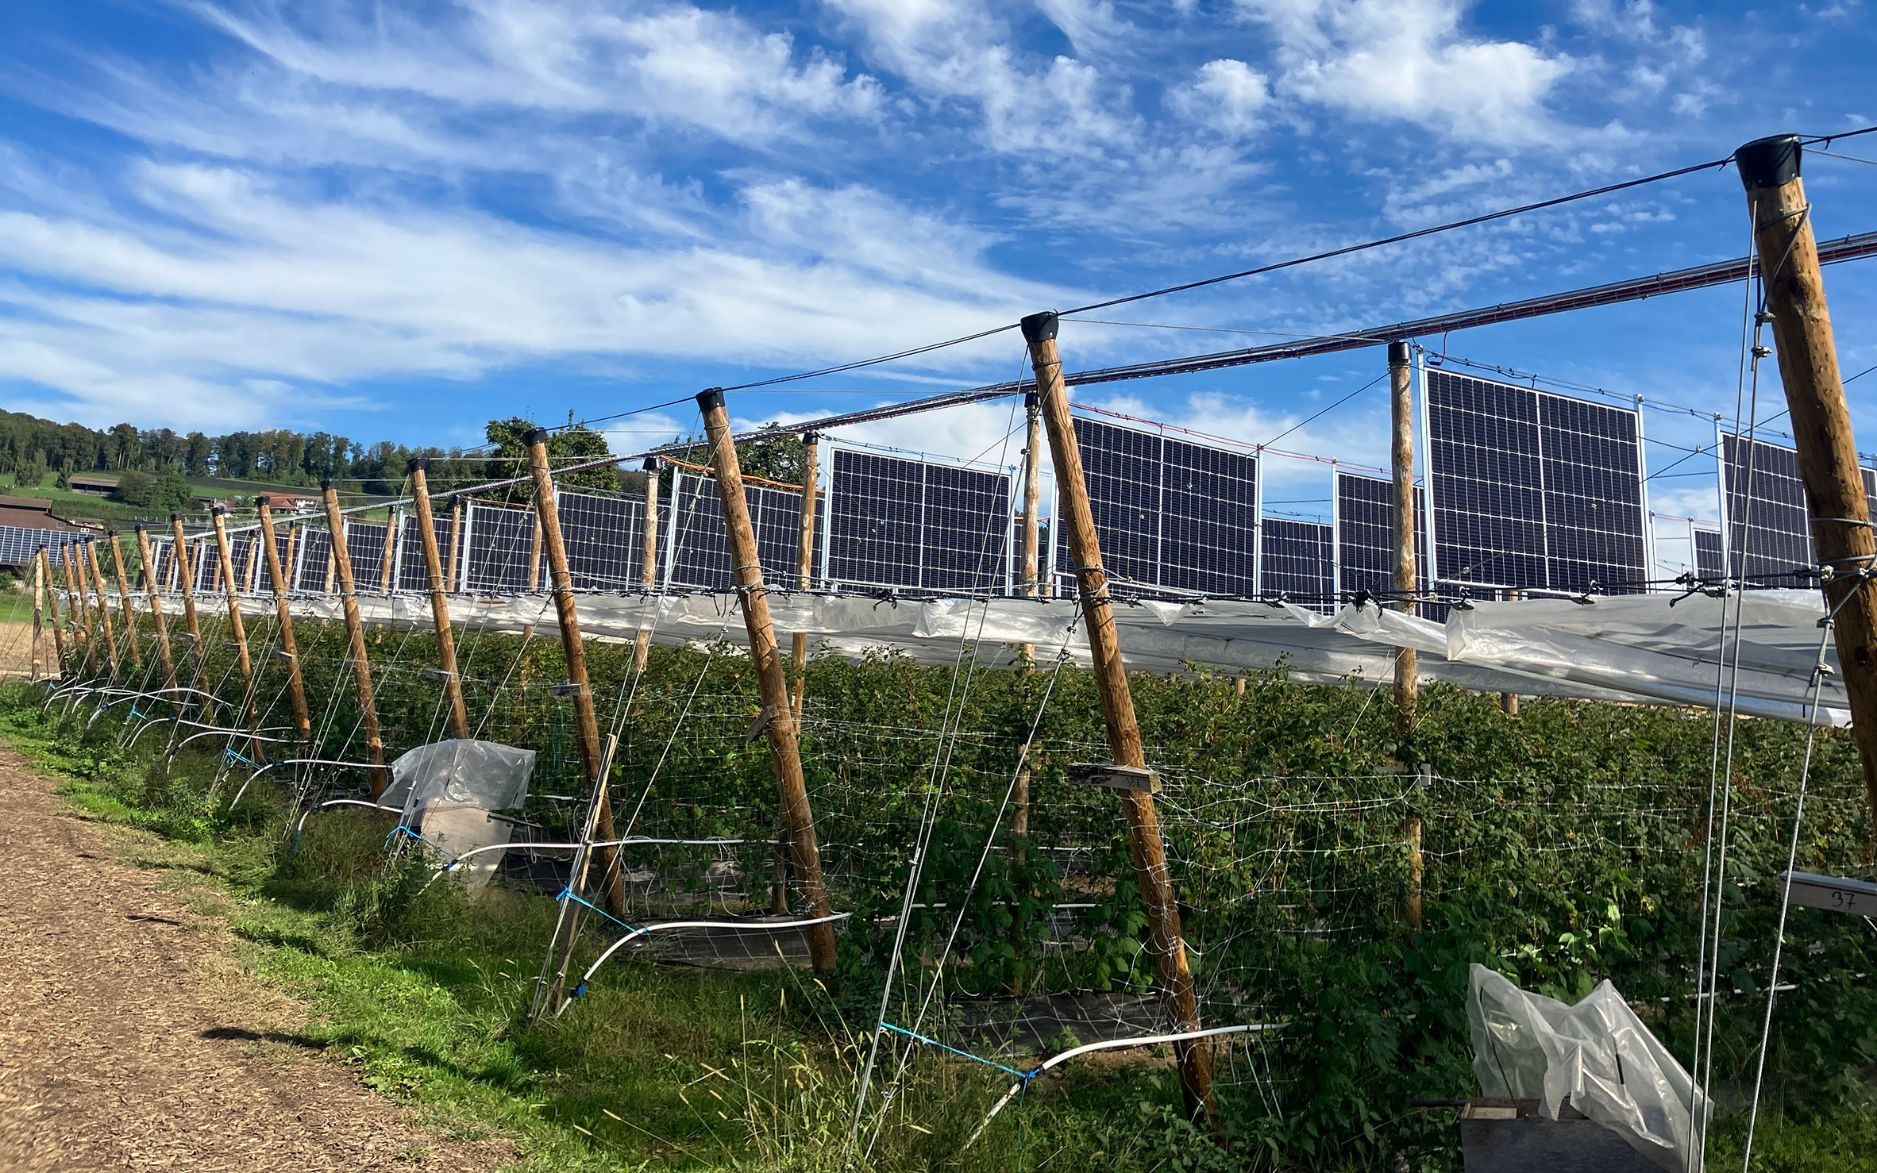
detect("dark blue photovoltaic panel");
top-left (225, 531), bottom-right (259, 594)
top-left (393, 513), bottom-right (456, 592)
top-left (344, 520), bottom-right (389, 592)
top-left (559, 490), bottom-right (646, 592)
top-left (463, 502), bottom-right (534, 593)
top-left (1537, 395), bottom-right (1645, 593)
top-left (1425, 369), bottom-right (1646, 594)
top-left (296, 528), bottom-right (333, 592)
top-left (824, 449), bottom-right (1008, 594)
top-left (191, 539), bottom-right (215, 594)
top-left (1259, 519), bottom-right (1334, 607)
top-left (1333, 473), bottom-right (1428, 602)
top-left (666, 472), bottom-right (799, 591)
top-left (1719, 433), bottom-right (1811, 586)
top-left (1425, 370), bottom-right (1547, 590)
top-left (1693, 527), bottom-right (1724, 580)
top-left (1054, 417), bottom-right (1258, 598)
top-left (0, 525), bottom-right (85, 568)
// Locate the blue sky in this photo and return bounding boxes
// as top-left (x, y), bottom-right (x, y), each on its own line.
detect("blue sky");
top-left (3, 0), bottom-right (1876, 545)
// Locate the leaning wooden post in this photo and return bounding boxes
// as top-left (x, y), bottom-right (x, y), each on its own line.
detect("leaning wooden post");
top-left (1022, 312), bottom-right (1215, 1122)
top-left (1014, 394), bottom-right (1043, 840)
top-left (134, 527), bottom-right (178, 693)
top-left (29, 544), bottom-right (44, 680)
top-left (170, 516), bottom-right (207, 693)
top-left (210, 506), bottom-right (266, 765)
top-left (524, 431), bottom-right (631, 920)
top-left (322, 483), bottom-right (388, 795)
top-left (64, 544), bottom-right (95, 674)
top-left (1738, 134), bottom-right (1877, 840)
top-left (38, 548), bottom-right (65, 677)
top-left (634, 456), bottom-right (661, 673)
top-left (378, 505), bottom-right (399, 596)
top-left (696, 394), bottom-right (838, 972)
top-left (107, 532), bottom-right (143, 669)
top-left (1501, 592), bottom-right (1520, 715)
top-left (789, 434), bottom-right (819, 718)
top-left (408, 462), bottom-right (471, 740)
top-left (255, 498), bottom-right (313, 749)
top-left (86, 538), bottom-right (122, 678)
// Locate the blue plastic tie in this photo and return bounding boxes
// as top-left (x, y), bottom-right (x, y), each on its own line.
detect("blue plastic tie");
top-left (223, 747), bottom-right (259, 769)
top-left (553, 885), bottom-right (637, 932)
top-left (129, 706), bottom-right (146, 720)
top-left (879, 1022), bottom-right (1036, 1081)
top-left (384, 823), bottom-right (425, 850)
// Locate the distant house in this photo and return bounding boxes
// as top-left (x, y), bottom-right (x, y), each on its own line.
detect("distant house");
top-left (66, 473), bottom-right (120, 497)
top-left (0, 496), bottom-right (87, 569)
top-left (260, 491), bottom-right (322, 516)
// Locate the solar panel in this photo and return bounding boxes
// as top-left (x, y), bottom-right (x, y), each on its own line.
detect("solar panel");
top-left (344, 520), bottom-right (389, 592)
top-left (1259, 518), bottom-right (1334, 607)
top-left (296, 527), bottom-right (333, 592)
top-left (462, 501), bottom-right (536, 594)
top-left (1424, 367), bottom-right (1647, 595)
top-left (226, 531), bottom-right (259, 594)
top-left (824, 448), bottom-right (1010, 594)
top-left (1332, 472), bottom-right (1429, 603)
top-left (666, 472), bottom-right (801, 591)
top-left (559, 490), bottom-right (645, 592)
top-left (1693, 526), bottom-right (1724, 580)
top-left (1052, 416), bottom-right (1258, 598)
top-left (392, 512), bottom-right (455, 592)
top-left (0, 525), bottom-right (84, 569)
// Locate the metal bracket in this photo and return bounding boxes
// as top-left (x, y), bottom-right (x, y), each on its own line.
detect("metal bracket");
top-left (546, 682), bottom-right (584, 698)
top-left (1068, 762), bottom-right (1161, 794)
top-left (745, 704), bottom-right (781, 745)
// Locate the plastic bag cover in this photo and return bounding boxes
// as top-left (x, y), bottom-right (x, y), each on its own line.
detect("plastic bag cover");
top-left (381, 739), bottom-right (535, 822)
top-left (1467, 964), bottom-right (1706, 1171)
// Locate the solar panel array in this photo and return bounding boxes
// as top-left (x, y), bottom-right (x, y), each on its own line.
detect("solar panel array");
top-left (1052, 416), bottom-right (1258, 598)
top-left (560, 490), bottom-right (646, 592)
top-left (1424, 368), bottom-right (1647, 595)
top-left (665, 472), bottom-right (802, 591)
top-left (1259, 519), bottom-right (1334, 607)
top-left (825, 448), bottom-right (1009, 594)
top-left (1332, 472), bottom-right (1429, 602)
top-left (0, 525), bottom-right (87, 568)
top-left (1715, 431), bottom-right (1877, 586)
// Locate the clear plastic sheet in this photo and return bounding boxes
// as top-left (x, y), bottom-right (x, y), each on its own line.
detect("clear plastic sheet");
top-left (1467, 964), bottom-right (1707, 1171)
top-left (382, 739), bottom-right (536, 881)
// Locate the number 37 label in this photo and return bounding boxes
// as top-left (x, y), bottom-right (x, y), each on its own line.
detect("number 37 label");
top-left (1781, 870), bottom-right (1877, 915)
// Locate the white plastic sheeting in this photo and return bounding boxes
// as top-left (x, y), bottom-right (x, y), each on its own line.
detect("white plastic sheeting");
top-left (1467, 964), bottom-right (1706, 1171)
top-left (382, 739), bottom-right (535, 882)
top-left (164, 584), bottom-right (1843, 724)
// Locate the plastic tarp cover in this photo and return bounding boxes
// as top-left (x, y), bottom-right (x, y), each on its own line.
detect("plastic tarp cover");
top-left (1467, 964), bottom-right (1706, 1171)
top-left (382, 739), bottom-right (536, 880)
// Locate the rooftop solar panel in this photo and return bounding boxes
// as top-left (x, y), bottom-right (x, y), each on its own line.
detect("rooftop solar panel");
top-left (1423, 367), bottom-right (1648, 595)
top-left (1052, 415), bottom-right (1258, 598)
top-left (825, 448), bottom-right (1010, 594)
top-left (1259, 518), bottom-right (1334, 608)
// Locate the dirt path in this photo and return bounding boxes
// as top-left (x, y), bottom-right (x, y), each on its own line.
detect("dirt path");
top-left (0, 745), bottom-right (518, 1171)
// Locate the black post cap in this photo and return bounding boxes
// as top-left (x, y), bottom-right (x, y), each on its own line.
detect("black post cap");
top-left (523, 427), bottom-right (550, 445)
top-left (407, 456), bottom-right (428, 474)
top-left (696, 387), bottom-right (725, 413)
top-left (1019, 311), bottom-right (1059, 344)
top-left (211, 505), bottom-right (227, 517)
top-left (320, 478), bottom-right (335, 492)
top-left (255, 495), bottom-right (270, 509)
top-left (105, 528), bottom-right (117, 537)
top-left (642, 456), bottom-right (659, 472)
top-left (802, 430), bottom-right (820, 445)
top-left (169, 513), bottom-right (182, 523)
top-left (1736, 134), bottom-right (1802, 190)
top-left (1388, 340), bottom-right (1412, 366)
top-left (134, 524), bottom-right (145, 534)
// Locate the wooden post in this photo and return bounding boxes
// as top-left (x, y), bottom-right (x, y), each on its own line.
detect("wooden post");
top-left (1022, 312), bottom-right (1214, 1123)
top-left (170, 516), bottom-right (206, 693)
top-left (134, 527), bottom-right (178, 693)
top-left (695, 394), bottom-right (838, 972)
top-left (210, 506), bottom-right (266, 764)
top-left (524, 431), bottom-right (630, 921)
top-left (107, 533), bottom-right (143, 668)
top-left (64, 544), bottom-right (94, 675)
top-left (241, 526), bottom-right (262, 597)
top-left (1738, 134), bottom-right (1877, 840)
top-left (86, 539), bottom-right (121, 678)
top-left (283, 522), bottom-right (298, 591)
top-left (255, 499), bottom-right (313, 748)
top-left (446, 496), bottom-right (464, 593)
top-left (1014, 398), bottom-right (1042, 860)
top-left (1501, 592), bottom-right (1520, 715)
top-left (38, 549), bottom-right (64, 677)
top-left (1389, 341), bottom-right (1418, 738)
top-left (789, 435), bottom-right (819, 718)
top-left (408, 463), bottom-right (471, 740)
top-left (29, 544), bottom-right (44, 680)
top-left (634, 456), bottom-right (661, 673)
top-left (322, 483), bottom-right (388, 795)
top-left (378, 505), bottom-right (398, 596)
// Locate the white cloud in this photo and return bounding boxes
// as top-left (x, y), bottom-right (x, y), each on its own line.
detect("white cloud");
top-left (1234, 0), bottom-right (1574, 145)
top-left (1168, 60), bottom-right (1272, 139)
